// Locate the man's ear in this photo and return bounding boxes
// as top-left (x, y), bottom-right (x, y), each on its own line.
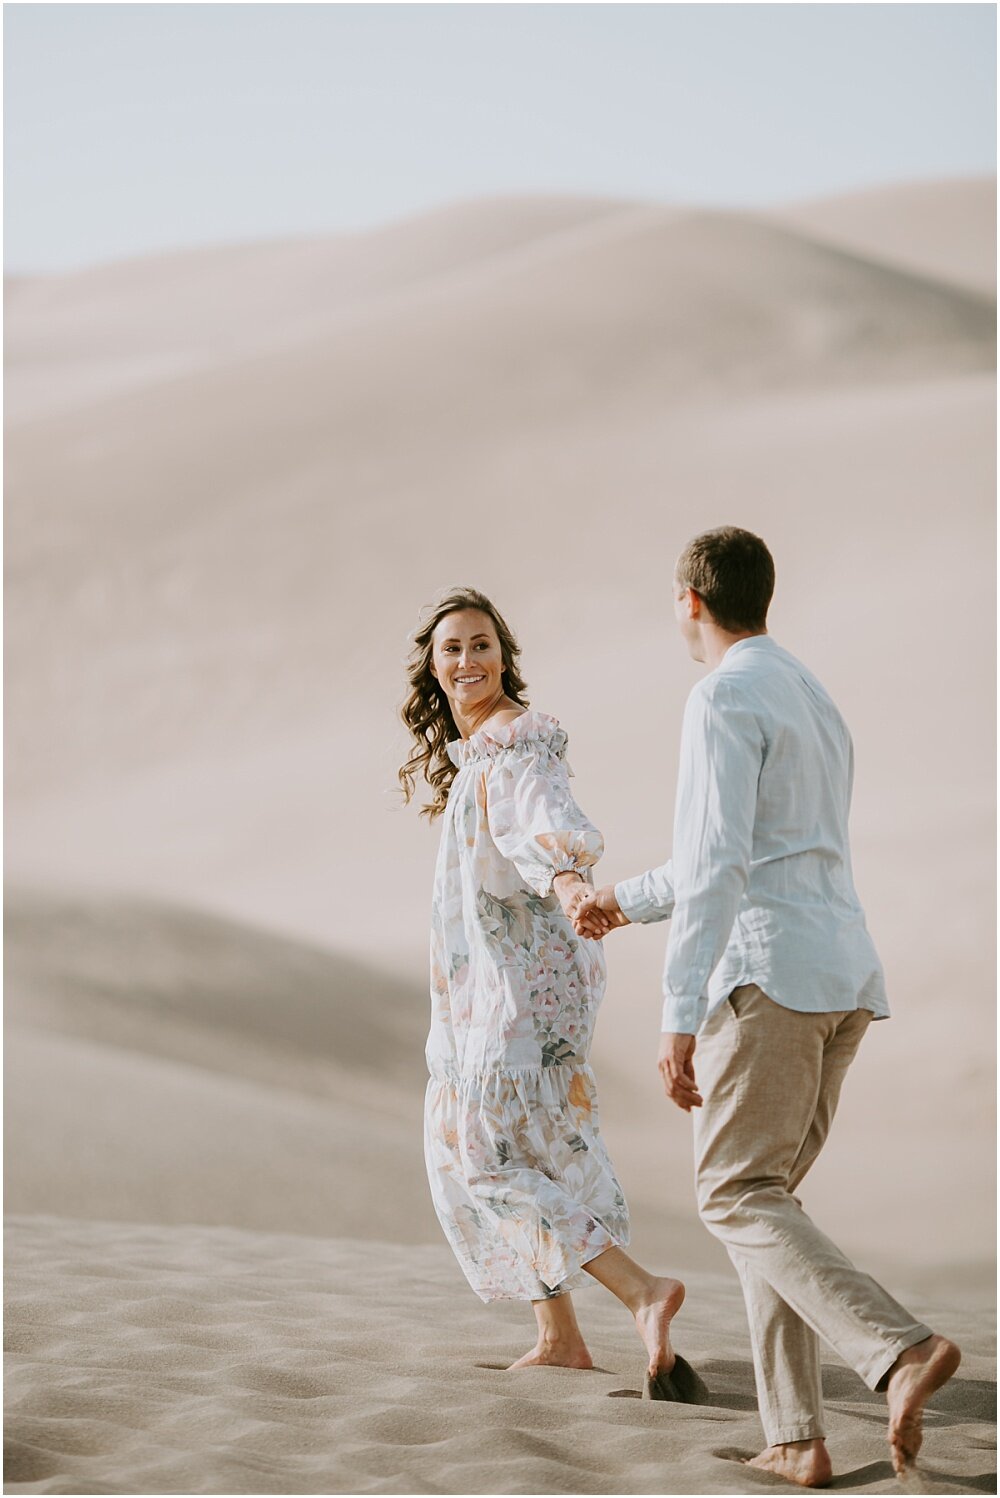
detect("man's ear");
top-left (685, 587), bottom-right (702, 620)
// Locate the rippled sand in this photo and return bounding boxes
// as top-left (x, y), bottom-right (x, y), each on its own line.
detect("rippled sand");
top-left (5, 1217), bottom-right (996, 1496)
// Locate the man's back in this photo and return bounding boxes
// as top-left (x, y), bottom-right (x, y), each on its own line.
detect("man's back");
top-left (706, 637), bottom-right (860, 909)
top-left (665, 634), bottom-right (888, 1030)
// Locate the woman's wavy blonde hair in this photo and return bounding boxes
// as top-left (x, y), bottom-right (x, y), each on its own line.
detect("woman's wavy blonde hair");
top-left (398, 587), bottom-right (529, 821)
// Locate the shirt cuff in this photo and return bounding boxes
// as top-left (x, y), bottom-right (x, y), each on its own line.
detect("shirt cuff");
top-left (661, 991), bottom-right (708, 1035)
top-left (616, 873), bottom-right (673, 925)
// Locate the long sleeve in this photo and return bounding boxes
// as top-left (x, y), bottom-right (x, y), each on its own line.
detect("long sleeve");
top-left (616, 863), bottom-right (675, 924)
top-left (485, 746), bottom-right (604, 897)
top-left (662, 678), bottom-right (764, 1034)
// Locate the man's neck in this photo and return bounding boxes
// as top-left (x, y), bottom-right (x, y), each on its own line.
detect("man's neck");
top-left (702, 627), bottom-right (767, 671)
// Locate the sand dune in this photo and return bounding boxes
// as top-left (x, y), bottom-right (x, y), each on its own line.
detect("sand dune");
top-left (4, 188), bottom-right (995, 1291)
top-left (4, 888), bottom-right (436, 1240)
top-left (5, 1218), bottom-right (995, 1496)
top-left (4, 194), bottom-right (993, 811)
top-left (7, 1027), bottom-right (434, 1241)
top-left (5, 196), bottom-right (632, 424)
top-left (772, 177), bottom-right (997, 296)
top-left (5, 181), bottom-right (996, 1493)
top-left (7, 190), bottom-right (993, 434)
top-left (3, 884), bottom-right (717, 1270)
top-left (5, 886), bottom-right (428, 1088)
top-left (8, 202), bottom-right (994, 443)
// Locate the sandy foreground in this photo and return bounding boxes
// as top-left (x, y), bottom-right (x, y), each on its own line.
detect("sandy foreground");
top-left (5, 1217), bottom-right (996, 1498)
top-left (4, 178), bottom-right (997, 1493)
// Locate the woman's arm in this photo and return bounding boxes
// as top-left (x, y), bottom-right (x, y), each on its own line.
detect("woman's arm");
top-left (484, 741), bottom-right (611, 936)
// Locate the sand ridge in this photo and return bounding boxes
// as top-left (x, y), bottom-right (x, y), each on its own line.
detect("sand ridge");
top-left (4, 196), bottom-right (634, 426)
top-left (770, 177), bottom-right (996, 296)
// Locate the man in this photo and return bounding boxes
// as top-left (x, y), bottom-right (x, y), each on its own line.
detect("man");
top-left (577, 526), bottom-right (960, 1487)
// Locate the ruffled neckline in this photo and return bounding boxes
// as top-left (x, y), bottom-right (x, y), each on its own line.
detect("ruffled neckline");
top-left (447, 709), bottom-right (567, 768)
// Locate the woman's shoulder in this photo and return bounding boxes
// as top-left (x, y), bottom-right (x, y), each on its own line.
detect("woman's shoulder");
top-left (480, 706), bottom-right (529, 733)
top-left (448, 709), bottom-right (567, 767)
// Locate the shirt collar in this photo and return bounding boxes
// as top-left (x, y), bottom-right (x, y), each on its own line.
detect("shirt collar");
top-left (715, 634), bottom-right (775, 671)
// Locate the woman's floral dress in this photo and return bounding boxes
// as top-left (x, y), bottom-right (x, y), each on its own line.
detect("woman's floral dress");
top-left (424, 709), bottom-right (630, 1302)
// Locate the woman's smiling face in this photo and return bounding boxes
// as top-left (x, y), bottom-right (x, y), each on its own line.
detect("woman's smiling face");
top-left (430, 608), bottom-right (505, 712)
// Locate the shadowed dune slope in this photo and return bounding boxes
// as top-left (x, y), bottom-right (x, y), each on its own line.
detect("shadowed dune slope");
top-left (4, 886), bottom-right (709, 1262)
top-left (4, 886), bottom-right (428, 1088)
top-left (4, 888), bottom-right (435, 1239)
top-left (772, 177), bottom-right (997, 295)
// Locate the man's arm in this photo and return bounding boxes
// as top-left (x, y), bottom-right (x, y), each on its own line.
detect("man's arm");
top-left (661, 679), bottom-right (764, 1036)
top-left (571, 861), bottom-right (675, 938)
top-left (615, 862), bottom-right (675, 924)
top-left (658, 1032), bottom-right (702, 1110)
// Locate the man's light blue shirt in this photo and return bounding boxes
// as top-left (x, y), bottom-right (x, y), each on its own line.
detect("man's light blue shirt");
top-left (616, 636), bottom-right (888, 1035)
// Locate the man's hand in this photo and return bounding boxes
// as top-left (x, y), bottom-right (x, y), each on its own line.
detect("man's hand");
top-left (553, 873), bottom-right (613, 938)
top-left (572, 884), bottom-right (632, 941)
top-left (658, 1032), bottom-right (703, 1111)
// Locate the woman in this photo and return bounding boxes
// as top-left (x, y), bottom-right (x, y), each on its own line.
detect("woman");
top-left (399, 585), bottom-right (693, 1387)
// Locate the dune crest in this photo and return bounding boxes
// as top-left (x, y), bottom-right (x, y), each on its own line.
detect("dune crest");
top-left (4, 196), bottom-right (634, 424)
top-left (772, 176), bottom-right (997, 295)
top-left (5, 183), bottom-right (993, 425)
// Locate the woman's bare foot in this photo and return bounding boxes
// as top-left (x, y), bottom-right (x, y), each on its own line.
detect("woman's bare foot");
top-left (885, 1334), bottom-right (962, 1476)
top-left (507, 1338), bottom-right (593, 1370)
top-left (746, 1440), bottom-right (832, 1488)
top-left (511, 1288), bottom-right (593, 1370)
top-left (633, 1275), bottom-right (686, 1375)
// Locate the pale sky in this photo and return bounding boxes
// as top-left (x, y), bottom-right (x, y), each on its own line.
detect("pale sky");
top-left (4, 2), bottom-right (996, 272)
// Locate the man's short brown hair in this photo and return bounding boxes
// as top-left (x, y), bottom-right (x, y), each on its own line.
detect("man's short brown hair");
top-left (675, 527), bottom-right (775, 633)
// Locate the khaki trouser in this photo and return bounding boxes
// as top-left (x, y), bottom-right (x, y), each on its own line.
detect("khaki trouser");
top-left (693, 984), bottom-right (932, 1446)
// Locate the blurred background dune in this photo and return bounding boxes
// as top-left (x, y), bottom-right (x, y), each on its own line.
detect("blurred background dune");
top-left (6, 177), bottom-right (996, 1302)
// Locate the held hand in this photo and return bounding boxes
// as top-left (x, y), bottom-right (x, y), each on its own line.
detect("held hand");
top-left (553, 873), bottom-right (613, 938)
top-left (572, 884), bottom-right (631, 941)
top-left (658, 1032), bottom-right (703, 1111)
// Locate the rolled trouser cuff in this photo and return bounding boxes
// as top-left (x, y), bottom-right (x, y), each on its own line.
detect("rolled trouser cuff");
top-left (867, 1326), bottom-right (935, 1392)
top-left (765, 1422), bottom-right (826, 1445)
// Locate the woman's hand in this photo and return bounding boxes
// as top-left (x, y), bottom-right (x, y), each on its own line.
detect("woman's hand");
top-left (570, 884), bottom-right (631, 941)
top-left (552, 872), bottom-right (613, 938)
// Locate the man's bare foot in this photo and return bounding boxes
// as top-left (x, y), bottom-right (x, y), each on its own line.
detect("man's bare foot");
top-left (633, 1275), bottom-right (686, 1375)
top-left (886, 1334), bottom-right (961, 1476)
top-left (746, 1440), bottom-right (832, 1489)
top-left (506, 1339), bottom-right (593, 1370)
